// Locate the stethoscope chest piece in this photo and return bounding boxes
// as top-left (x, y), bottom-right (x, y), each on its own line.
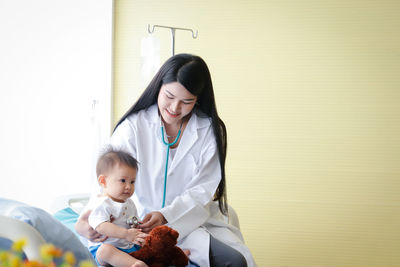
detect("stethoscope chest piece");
top-left (126, 216), bottom-right (141, 227)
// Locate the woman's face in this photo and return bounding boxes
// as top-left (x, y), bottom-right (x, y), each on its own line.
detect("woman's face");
top-left (157, 82), bottom-right (197, 125)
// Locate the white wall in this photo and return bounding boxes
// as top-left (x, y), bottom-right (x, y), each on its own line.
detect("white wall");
top-left (0, 0), bottom-right (113, 212)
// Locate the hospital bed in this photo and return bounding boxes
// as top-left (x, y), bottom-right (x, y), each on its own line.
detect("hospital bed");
top-left (0, 195), bottom-right (241, 262)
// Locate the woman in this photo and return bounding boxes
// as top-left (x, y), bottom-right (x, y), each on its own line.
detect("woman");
top-left (76, 54), bottom-right (256, 267)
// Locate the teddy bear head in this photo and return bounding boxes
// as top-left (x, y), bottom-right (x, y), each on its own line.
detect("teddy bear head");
top-left (145, 225), bottom-right (179, 253)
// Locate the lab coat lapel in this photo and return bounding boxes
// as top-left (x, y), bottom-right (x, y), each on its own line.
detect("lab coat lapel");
top-left (168, 113), bottom-right (198, 173)
top-left (146, 105), bottom-right (164, 146)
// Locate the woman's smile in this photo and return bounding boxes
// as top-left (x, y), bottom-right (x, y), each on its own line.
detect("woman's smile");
top-left (166, 109), bottom-right (180, 118)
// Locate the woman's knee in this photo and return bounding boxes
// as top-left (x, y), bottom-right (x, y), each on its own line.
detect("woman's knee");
top-left (210, 250), bottom-right (247, 267)
top-left (227, 250), bottom-right (247, 267)
top-left (209, 235), bottom-right (247, 267)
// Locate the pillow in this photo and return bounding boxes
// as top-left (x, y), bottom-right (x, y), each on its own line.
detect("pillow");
top-left (0, 198), bottom-right (94, 264)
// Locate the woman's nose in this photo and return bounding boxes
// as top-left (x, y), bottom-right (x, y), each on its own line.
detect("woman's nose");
top-left (170, 100), bottom-right (180, 112)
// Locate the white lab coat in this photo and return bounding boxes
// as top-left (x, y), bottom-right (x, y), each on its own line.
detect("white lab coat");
top-left (110, 104), bottom-right (257, 267)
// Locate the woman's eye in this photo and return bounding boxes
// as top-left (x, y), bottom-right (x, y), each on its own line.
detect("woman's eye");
top-left (166, 95), bottom-right (173, 99)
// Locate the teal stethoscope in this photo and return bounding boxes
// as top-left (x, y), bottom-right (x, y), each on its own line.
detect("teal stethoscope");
top-left (160, 118), bottom-right (183, 208)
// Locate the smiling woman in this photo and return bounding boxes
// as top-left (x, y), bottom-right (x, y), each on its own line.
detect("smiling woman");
top-left (0, 0), bottom-right (113, 211)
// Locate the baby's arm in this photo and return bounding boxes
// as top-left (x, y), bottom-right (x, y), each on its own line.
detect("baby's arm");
top-left (96, 222), bottom-right (147, 246)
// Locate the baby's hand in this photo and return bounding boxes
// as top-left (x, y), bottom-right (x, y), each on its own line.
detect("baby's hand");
top-left (126, 228), bottom-right (148, 246)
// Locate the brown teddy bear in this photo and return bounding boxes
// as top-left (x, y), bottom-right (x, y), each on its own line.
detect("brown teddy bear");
top-left (130, 225), bottom-right (189, 267)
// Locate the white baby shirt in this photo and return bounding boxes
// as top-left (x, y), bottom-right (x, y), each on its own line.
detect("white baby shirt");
top-left (88, 196), bottom-right (138, 250)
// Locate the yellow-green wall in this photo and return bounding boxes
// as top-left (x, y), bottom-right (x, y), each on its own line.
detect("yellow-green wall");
top-left (113, 0), bottom-right (400, 266)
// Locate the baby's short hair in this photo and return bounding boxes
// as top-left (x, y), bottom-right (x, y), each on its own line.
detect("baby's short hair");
top-left (96, 146), bottom-right (138, 177)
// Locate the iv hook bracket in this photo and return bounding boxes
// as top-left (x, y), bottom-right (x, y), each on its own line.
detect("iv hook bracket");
top-left (147, 24), bottom-right (198, 56)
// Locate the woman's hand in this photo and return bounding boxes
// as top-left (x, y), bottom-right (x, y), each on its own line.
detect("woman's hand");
top-left (126, 228), bottom-right (148, 246)
top-left (75, 210), bottom-right (108, 242)
top-left (138, 211), bottom-right (167, 233)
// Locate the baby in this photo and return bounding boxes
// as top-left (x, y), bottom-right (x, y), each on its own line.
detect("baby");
top-left (87, 147), bottom-right (148, 267)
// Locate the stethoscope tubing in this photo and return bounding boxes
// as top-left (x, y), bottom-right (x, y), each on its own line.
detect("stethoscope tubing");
top-left (160, 125), bottom-right (182, 208)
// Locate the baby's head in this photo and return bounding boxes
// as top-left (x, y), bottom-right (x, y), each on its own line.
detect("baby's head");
top-left (96, 147), bottom-right (138, 203)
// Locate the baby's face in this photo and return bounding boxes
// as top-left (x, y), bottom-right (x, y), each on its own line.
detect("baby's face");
top-left (103, 163), bottom-right (137, 203)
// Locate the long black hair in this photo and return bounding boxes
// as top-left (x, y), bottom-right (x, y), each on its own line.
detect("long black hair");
top-left (114, 53), bottom-right (228, 215)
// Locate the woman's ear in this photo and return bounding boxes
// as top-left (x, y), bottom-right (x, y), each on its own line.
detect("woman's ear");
top-left (98, 175), bottom-right (107, 187)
